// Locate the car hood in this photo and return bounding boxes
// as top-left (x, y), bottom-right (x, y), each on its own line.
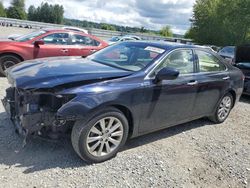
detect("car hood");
top-left (0, 39), bottom-right (20, 47)
top-left (6, 56), bottom-right (132, 90)
top-left (0, 39), bottom-right (15, 45)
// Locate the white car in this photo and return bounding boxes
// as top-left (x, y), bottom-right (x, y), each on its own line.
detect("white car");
top-left (108, 36), bottom-right (139, 45)
top-left (62, 26), bottom-right (88, 34)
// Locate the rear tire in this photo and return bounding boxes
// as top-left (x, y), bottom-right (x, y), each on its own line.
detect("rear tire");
top-left (208, 93), bottom-right (233, 123)
top-left (0, 54), bottom-right (21, 76)
top-left (71, 107), bottom-right (129, 163)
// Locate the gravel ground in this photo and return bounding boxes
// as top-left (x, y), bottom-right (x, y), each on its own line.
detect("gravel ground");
top-left (0, 77), bottom-right (249, 188)
top-left (0, 26), bottom-right (34, 39)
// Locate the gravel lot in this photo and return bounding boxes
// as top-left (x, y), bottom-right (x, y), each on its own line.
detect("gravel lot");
top-left (0, 26), bottom-right (34, 39)
top-left (0, 76), bottom-right (250, 188)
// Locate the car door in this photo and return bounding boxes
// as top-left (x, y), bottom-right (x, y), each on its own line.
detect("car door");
top-left (192, 50), bottom-right (230, 117)
top-left (33, 32), bottom-right (70, 58)
top-left (69, 34), bottom-right (101, 57)
top-left (139, 49), bottom-right (199, 133)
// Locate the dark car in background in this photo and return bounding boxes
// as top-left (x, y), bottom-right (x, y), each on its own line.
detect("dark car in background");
top-left (0, 28), bottom-right (108, 75)
top-left (234, 45), bottom-right (250, 94)
top-left (2, 41), bottom-right (244, 163)
top-left (218, 46), bottom-right (235, 61)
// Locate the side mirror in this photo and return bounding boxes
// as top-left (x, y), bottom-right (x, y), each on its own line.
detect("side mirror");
top-left (34, 40), bottom-right (45, 47)
top-left (154, 67), bottom-right (179, 83)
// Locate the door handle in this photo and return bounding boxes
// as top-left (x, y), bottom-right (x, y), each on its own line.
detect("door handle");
top-left (222, 76), bottom-right (230, 80)
top-left (61, 49), bottom-right (68, 53)
top-left (187, 80), bottom-right (198, 86)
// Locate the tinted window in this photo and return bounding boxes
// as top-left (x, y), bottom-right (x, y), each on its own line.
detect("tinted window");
top-left (42, 33), bottom-right (69, 45)
top-left (196, 50), bottom-right (226, 72)
top-left (156, 49), bottom-right (194, 74)
top-left (71, 34), bottom-right (100, 46)
top-left (90, 43), bottom-right (164, 71)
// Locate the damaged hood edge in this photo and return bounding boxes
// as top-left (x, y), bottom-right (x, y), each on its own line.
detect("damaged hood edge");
top-left (6, 57), bottom-right (133, 90)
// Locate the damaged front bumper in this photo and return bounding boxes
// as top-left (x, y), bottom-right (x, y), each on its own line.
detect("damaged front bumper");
top-left (2, 87), bottom-right (76, 137)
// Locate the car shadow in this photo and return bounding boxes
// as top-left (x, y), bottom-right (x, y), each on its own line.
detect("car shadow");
top-left (124, 118), bottom-right (212, 151)
top-left (0, 111), bottom-right (213, 174)
top-left (0, 111), bottom-right (86, 174)
top-left (240, 95), bottom-right (250, 104)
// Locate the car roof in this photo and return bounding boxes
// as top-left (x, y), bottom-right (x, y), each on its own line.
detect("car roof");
top-left (123, 41), bottom-right (207, 51)
top-left (42, 28), bottom-right (86, 34)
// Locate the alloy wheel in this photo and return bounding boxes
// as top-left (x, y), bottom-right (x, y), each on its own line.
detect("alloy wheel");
top-left (217, 96), bottom-right (232, 121)
top-left (86, 117), bottom-right (124, 157)
top-left (3, 60), bottom-right (16, 70)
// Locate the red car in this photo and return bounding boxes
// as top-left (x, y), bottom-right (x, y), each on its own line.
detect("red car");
top-left (0, 28), bottom-right (108, 75)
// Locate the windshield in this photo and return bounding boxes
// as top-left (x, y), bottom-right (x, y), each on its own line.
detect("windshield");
top-left (109, 36), bottom-right (120, 42)
top-left (15, 30), bottom-right (47, 42)
top-left (89, 42), bottom-right (165, 71)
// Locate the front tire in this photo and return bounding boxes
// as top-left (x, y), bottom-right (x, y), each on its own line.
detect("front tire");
top-left (0, 54), bottom-right (21, 76)
top-left (71, 107), bottom-right (129, 163)
top-left (209, 93), bottom-right (233, 123)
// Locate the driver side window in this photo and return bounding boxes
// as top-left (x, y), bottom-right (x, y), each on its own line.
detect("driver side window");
top-left (41, 33), bottom-right (69, 45)
top-left (155, 49), bottom-right (194, 75)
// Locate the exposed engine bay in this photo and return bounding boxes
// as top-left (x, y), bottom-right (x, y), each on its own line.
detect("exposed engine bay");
top-left (2, 87), bottom-right (76, 142)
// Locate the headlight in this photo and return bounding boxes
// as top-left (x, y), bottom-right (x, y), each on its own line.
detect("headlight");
top-left (26, 103), bottom-right (39, 113)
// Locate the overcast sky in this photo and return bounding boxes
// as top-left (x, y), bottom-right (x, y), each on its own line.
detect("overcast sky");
top-left (2, 0), bottom-right (196, 34)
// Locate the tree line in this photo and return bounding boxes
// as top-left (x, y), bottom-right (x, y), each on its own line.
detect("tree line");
top-left (0, 0), bottom-right (174, 37)
top-left (0, 0), bottom-right (64, 24)
top-left (185, 0), bottom-right (250, 46)
top-left (64, 18), bottom-right (173, 37)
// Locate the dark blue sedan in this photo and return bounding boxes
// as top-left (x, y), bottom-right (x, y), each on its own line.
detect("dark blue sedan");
top-left (2, 41), bottom-right (244, 163)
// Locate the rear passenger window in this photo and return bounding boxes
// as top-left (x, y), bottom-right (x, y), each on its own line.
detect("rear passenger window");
top-left (71, 34), bottom-right (100, 46)
top-left (196, 50), bottom-right (226, 72)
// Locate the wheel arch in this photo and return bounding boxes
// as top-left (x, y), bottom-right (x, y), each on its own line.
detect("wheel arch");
top-left (0, 52), bottom-right (24, 61)
top-left (88, 103), bottom-right (135, 138)
top-left (58, 101), bottom-right (136, 138)
top-left (227, 89), bottom-right (236, 107)
top-left (111, 104), bottom-right (134, 138)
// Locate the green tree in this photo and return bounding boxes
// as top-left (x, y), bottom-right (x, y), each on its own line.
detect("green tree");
top-left (39, 2), bottom-right (50, 22)
top-left (52, 4), bottom-right (64, 24)
top-left (140, 26), bottom-right (146, 33)
top-left (6, 0), bottom-right (26, 19)
top-left (101, 23), bottom-right (116, 31)
top-left (0, 1), bottom-right (6, 17)
top-left (27, 5), bottom-right (36, 21)
top-left (184, 28), bottom-right (193, 39)
top-left (159, 26), bottom-right (173, 37)
top-left (189, 0), bottom-right (250, 45)
top-left (27, 3), bottom-right (64, 24)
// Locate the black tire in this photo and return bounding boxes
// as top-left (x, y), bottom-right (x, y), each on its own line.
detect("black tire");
top-left (71, 107), bottom-right (129, 163)
top-left (0, 54), bottom-right (21, 76)
top-left (208, 93), bottom-right (233, 123)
